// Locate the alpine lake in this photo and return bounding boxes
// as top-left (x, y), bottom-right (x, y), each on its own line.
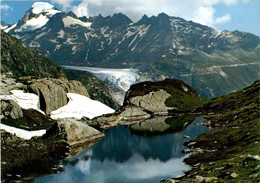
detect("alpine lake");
top-left (34, 116), bottom-right (210, 183)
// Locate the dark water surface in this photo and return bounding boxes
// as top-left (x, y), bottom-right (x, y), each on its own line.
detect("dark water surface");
top-left (34, 117), bottom-right (209, 183)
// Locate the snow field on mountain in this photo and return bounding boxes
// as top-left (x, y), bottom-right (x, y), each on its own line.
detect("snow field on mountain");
top-left (50, 93), bottom-right (115, 120)
top-left (62, 16), bottom-right (92, 28)
top-left (32, 2), bottom-right (60, 15)
top-left (16, 15), bottom-right (49, 32)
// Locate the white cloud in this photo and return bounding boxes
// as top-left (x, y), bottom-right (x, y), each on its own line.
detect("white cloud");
top-left (216, 13), bottom-right (231, 24)
top-left (1, 4), bottom-right (13, 11)
top-left (194, 6), bottom-right (215, 26)
top-left (51, 0), bottom-right (73, 11)
top-left (67, 0), bottom-right (247, 27)
top-left (72, 1), bottom-right (89, 17)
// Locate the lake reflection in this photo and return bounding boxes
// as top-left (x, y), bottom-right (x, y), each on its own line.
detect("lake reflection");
top-left (35, 117), bottom-right (209, 183)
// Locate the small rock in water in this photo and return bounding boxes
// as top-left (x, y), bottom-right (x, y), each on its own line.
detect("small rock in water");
top-left (231, 172), bottom-right (239, 178)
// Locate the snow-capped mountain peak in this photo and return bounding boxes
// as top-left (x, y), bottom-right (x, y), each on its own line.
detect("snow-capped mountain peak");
top-left (31, 2), bottom-right (60, 15)
top-left (2, 2), bottom-right (61, 33)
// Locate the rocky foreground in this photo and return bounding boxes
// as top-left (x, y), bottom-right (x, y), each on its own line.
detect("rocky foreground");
top-left (1, 75), bottom-right (259, 183)
top-left (1, 76), bottom-right (207, 182)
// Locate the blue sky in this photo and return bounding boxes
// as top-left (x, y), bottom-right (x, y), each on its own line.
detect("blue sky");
top-left (1, 0), bottom-right (259, 36)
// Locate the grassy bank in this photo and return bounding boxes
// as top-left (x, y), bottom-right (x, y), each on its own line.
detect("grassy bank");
top-left (171, 80), bottom-right (260, 182)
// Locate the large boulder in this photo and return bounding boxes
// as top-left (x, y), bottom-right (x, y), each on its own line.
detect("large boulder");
top-left (47, 119), bottom-right (105, 147)
top-left (1, 100), bottom-right (23, 119)
top-left (22, 78), bottom-right (89, 114)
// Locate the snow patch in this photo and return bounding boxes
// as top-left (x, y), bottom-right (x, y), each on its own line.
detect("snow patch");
top-left (15, 14), bottom-right (49, 32)
top-left (54, 44), bottom-right (61, 51)
top-left (57, 29), bottom-right (65, 39)
top-left (50, 93), bottom-right (115, 120)
top-left (62, 16), bottom-right (92, 28)
top-left (4, 23), bottom-right (17, 33)
top-left (35, 32), bottom-right (47, 39)
top-left (0, 90), bottom-right (44, 114)
top-left (0, 25), bottom-right (8, 30)
top-left (0, 123), bottom-right (46, 140)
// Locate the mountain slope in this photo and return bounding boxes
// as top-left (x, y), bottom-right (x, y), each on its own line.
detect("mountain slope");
top-left (1, 30), bottom-right (118, 109)
top-left (1, 30), bottom-right (64, 78)
top-left (4, 3), bottom-right (260, 99)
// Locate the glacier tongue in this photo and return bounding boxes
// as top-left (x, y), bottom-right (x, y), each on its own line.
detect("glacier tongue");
top-left (62, 66), bottom-right (140, 91)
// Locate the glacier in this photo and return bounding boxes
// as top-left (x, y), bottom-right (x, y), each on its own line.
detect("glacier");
top-left (62, 66), bottom-right (140, 91)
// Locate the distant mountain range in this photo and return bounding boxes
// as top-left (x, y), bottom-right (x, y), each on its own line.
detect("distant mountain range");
top-left (2, 2), bottom-right (259, 98)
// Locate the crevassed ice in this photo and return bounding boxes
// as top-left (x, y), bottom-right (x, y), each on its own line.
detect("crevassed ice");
top-left (61, 66), bottom-right (140, 91)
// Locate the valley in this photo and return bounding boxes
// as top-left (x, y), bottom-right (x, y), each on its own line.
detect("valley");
top-left (1, 1), bottom-right (259, 183)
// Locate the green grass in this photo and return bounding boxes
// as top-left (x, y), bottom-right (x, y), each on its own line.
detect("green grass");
top-left (174, 79), bottom-right (260, 182)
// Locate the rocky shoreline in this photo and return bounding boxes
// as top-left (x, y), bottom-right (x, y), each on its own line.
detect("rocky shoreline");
top-left (163, 80), bottom-right (260, 183)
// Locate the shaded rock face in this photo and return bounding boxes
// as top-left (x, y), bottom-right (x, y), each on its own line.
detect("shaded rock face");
top-left (1, 100), bottom-right (23, 119)
top-left (23, 78), bottom-right (89, 114)
top-left (47, 119), bottom-right (105, 147)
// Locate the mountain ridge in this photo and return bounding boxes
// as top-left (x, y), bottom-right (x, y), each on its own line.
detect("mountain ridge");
top-left (1, 2), bottom-right (259, 99)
